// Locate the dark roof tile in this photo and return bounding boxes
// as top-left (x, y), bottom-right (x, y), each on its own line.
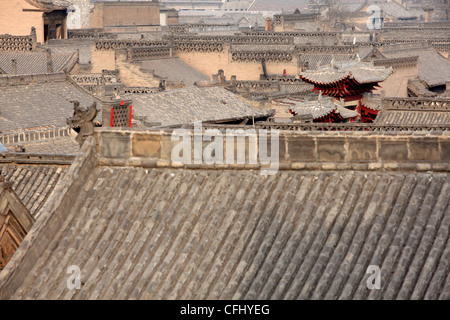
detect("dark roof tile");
top-left (2, 168), bottom-right (448, 299)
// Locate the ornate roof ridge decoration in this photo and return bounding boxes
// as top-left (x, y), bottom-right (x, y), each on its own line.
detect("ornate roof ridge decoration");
top-left (230, 80), bottom-right (281, 94)
top-left (166, 35), bottom-right (293, 45)
top-left (0, 72), bottom-right (66, 87)
top-left (24, 0), bottom-right (69, 11)
top-left (382, 97), bottom-right (450, 111)
top-left (382, 25), bottom-right (450, 31)
top-left (296, 45), bottom-right (357, 54)
top-left (246, 122), bottom-right (450, 131)
top-left (95, 40), bottom-right (171, 51)
top-left (175, 41), bottom-right (224, 53)
top-left (231, 51), bottom-right (293, 63)
top-left (373, 56), bottom-right (419, 69)
top-left (66, 100), bottom-right (98, 147)
top-left (0, 34), bottom-right (34, 52)
top-left (245, 31), bottom-right (338, 37)
top-left (265, 76), bottom-right (304, 83)
top-left (68, 29), bottom-right (115, 40)
top-left (128, 46), bottom-right (172, 61)
top-left (123, 87), bottom-right (160, 94)
top-left (383, 21), bottom-right (450, 28)
top-left (70, 74), bottom-right (118, 86)
top-left (381, 39), bottom-right (450, 44)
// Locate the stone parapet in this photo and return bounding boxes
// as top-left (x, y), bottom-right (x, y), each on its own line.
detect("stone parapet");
top-left (93, 128), bottom-right (450, 172)
top-left (127, 46), bottom-right (173, 60)
top-left (165, 34), bottom-right (294, 45)
top-left (0, 72), bottom-right (66, 87)
top-left (382, 97), bottom-right (450, 111)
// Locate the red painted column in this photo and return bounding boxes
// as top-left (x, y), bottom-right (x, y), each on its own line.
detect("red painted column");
top-left (129, 105), bottom-right (132, 128)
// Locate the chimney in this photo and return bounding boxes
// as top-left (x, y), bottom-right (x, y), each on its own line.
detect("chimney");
top-left (102, 99), bottom-right (133, 127)
top-left (30, 27), bottom-right (37, 51)
top-left (424, 8), bottom-right (434, 22)
top-left (265, 17), bottom-right (272, 31)
top-left (218, 69), bottom-right (226, 85)
top-left (46, 49), bottom-right (53, 73)
top-left (11, 59), bottom-right (17, 75)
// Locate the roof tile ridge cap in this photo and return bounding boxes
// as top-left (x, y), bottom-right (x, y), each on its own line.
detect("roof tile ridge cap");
top-left (60, 50), bottom-right (79, 73)
top-left (0, 72), bottom-right (66, 86)
top-left (65, 73), bottom-right (103, 103)
top-left (24, 0), bottom-right (68, 10)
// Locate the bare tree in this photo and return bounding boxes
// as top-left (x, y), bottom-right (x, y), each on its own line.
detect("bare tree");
top-left (309, 0), bottom-right (350, 28)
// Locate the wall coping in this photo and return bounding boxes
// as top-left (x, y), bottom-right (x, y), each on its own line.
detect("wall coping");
top-left (93, 128), bottom-right (450, 172)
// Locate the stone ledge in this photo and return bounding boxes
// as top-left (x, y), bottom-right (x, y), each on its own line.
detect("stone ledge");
top-left (93, 129), bottom-right (450, 172)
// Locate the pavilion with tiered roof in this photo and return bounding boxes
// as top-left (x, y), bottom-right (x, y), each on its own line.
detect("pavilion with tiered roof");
top-left (300, 60), bottom-right (392, 122)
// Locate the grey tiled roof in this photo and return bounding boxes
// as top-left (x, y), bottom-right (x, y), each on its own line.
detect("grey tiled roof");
top-left (300, 61), bottom-right (393, 85)
top-left (0, 52), bottom-right (74, 75)
top-left (375, 110), bottom-right (450, 125)
top-left (0, 77), bottom-right (100, 133)
top-left (382, 46), bottom-right (450, 87)
top-left (2, 168), bottom-right (449, 299)
top-left (5, 135), bottom-right (79, 154)
top-left (407, 79), bottom-right (437, 97)
top-left (0, 163), bottom-right (68, 219)
top-left (300, 54), bottom-right (356, 71)
top-left (279, 83), bottom-right (314, 94)
top-left (372, 1), bottom-right (420, 18)
top-left (26, 0), bottom-right (70, 10)
top-left (274, 97), bottom-right (359, 120)
top-left (123, 86), bottom-right (273, 126)
top-left (139, 58), bottom-right (210, 86)
top-left (45, 41), bottom-right (91, 65)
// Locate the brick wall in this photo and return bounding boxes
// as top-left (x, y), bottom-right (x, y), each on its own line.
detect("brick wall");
top-left (90, 2), bottom-right (159, 28)
top-left (90, 43), bottom-right (115, 73)
top-left (379, 65), bottom-right (418, 97)
top-left (177, 46), bottom-right (300, 81)
top-left (0, 0), bottom-right (44, 44)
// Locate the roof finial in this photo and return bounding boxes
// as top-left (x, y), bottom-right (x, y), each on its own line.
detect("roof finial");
top-left (331, 56), bottom-right (335, 68)
top-left (66, 100), bottom-right (98, 147)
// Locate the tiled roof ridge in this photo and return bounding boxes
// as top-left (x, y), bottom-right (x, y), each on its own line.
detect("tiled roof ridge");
top-left (24, 0), bottom-right (70, 10)
top-left (63, 73), bottom-right (106, 104)
top-left (0, 72), bottom-right (66, 87)
top-left (60, 50), bottom-right (79, 73)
